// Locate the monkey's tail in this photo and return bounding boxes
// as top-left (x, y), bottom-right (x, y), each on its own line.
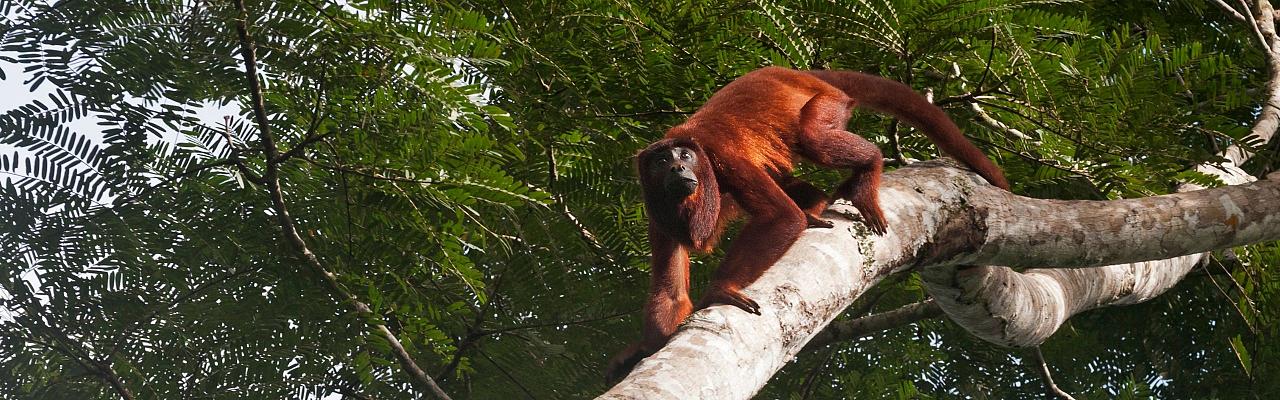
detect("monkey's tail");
top-left (806, 70), bottom-right (1010, 190)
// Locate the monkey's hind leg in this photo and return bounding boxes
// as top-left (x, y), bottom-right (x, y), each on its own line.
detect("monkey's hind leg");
top-left (781, 177), bottom-right (834, 229)
top-left (796, 93), bottom-right (888, 234)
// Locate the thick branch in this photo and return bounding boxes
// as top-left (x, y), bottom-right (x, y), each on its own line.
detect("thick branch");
top-left (919, 0), bottom-right (1280, 348)
top-left (599, 202), bottom-right (887, 399)
top-left (920, 255), bottom-right (1207, 347)
top-left (602, 5), bottom-right (1280, 395)
top-left (1215, 0), bottom-right (1250, 22)
top-left (931, 174), bottom-right (1279, 268)
top-left (600, 160), bottom-right (1280, 398)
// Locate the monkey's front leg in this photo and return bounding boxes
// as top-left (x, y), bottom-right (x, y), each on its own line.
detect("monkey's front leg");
top-left (698, 171), bottom-right (808, 314)
top-left (606, 228), bottom-right (693, 383)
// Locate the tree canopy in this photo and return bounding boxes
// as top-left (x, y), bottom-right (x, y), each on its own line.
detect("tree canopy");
top-left (1, 0), bottom-right (1278, 398)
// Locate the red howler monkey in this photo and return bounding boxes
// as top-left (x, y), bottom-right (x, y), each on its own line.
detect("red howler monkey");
top-left (604, 67), bottom-right (1010, 383)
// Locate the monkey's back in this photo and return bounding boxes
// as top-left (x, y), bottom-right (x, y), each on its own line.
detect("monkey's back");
top-left (667, 67), bottom-right (836, 177)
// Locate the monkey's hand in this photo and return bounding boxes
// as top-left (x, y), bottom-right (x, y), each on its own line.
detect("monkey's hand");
top-left (604, 342), bottom-right (649, 385)
top-left (697, 286), bottom-right (761, 315)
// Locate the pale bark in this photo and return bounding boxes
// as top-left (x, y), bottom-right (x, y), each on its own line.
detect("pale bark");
top-left (920, 0), bottom-right (1280, 348)
top-left (599, 162), bottom-right (1280, 399)
top-left (601, 4), bottom-right (1280, 397)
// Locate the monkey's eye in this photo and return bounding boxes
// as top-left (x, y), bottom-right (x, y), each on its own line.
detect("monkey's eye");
top-left (679, 151), bottom-right (692, 160)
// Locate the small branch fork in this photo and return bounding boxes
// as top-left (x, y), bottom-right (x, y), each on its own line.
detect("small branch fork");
top-left (231, 1), bottom-right (451, 399)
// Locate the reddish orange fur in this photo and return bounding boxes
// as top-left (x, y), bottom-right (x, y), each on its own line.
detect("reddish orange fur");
top-left (605, 67), bottom-right (1009, 383)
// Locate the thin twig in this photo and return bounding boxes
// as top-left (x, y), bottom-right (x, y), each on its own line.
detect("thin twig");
top-left (969, 101), bottom-right (1033, 140)
top-left (218, 117), bottom-right (267, 184)
top-left (885, 119), bottom-right (905, 164)
top-left (575, 109), bottom-right (694, 119)
top-left (231, 1), bottom-right (451, 398)
top-left (478, 349), bottom-right (539, 399)
top-left (273, 74), bottom-right (332, 163)
top-left (1242, 0), bottom-right (1274, 52)
top-left (468, 309), bottom-right (635, 339)
top-left (303, 157), bottom-right (435, 184)
top-left (1032, 347), bottom-right (1077, 400)
top-left (1213, 0), bottom-right (1250, 22)
top-left (799, 347), bottom-right (837, 400)
top-left (110, 159), bottom-right (238, 208)
top-left (331, 386), bottom-right (375, 400)
top-left (546, 145), bottom-right (616, 264)
top-left (802, 300), bottom-right (944, 351)
top-left (976, 25), bottom-right (999, 89)
top-left (20, 327), bottom-right (136, 400)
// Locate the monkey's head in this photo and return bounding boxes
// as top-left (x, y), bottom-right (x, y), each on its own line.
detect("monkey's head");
top-left (637, 138), bottom-right (712, 200)
top-left (637, 138), bottom-right (720, 245)
top-left (649, 147), bottom-right (700, 197)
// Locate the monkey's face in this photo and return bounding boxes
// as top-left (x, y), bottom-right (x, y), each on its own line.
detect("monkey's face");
top-left (646, 146), bottom-right (700, 199)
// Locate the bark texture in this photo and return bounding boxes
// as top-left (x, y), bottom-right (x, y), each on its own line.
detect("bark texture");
top-left (603, 5), bottom-right (1280, 394)
top-left (920, 0), bottom-right (1280, 348)
top-left (599, 161), bottom-right (1280, 398)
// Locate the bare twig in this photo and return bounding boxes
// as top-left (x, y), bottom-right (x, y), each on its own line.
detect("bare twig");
top-left (19, 328), bottom-right (136, 400)
top-left (1243, 0), bottom-right (1274, 52)
top-left (546, 145), bottom-right (616, 264)
top-left (1032, 347), bottom-right (1077, 400)
top-left (231, 1), bottom-right (450, 398)
top-left (1214, 0), bottom-right (1250, 22)
top-left (884, 119), bottom-right (905, 164)
top-left (969, 101), bottom-right (1033, 140)
top-left (802, 300), bottom-right (943, 351)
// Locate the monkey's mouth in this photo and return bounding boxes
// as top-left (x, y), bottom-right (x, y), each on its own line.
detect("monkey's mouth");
top-left (667, 178), bottom-right (699, 197)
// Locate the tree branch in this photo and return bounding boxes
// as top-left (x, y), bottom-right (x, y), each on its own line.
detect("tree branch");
top-left (231, 1), bottom-right (450, 398)
top-left (18, 329), bottom-right (136, 400)
top-left (1214, 0), bottom-right (1250, 23)
top-left (802, 299), bottom-right (943, 351)
top-left (917, 0), bottom-right (1280, 349)
top-left (600, 160), bottom-right (1280, 398)
top-left (546, 144), bottom-right (616, 264)
top-left (1032, 347), bottom-right (1076, 400)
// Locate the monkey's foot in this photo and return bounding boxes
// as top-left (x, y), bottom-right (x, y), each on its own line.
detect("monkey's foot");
top-left (698, 287), bottom-right (761, 315)
top-left (861, 212), bottom-right (887, 235)
top-left (805, 214), bottom-right (834, 229)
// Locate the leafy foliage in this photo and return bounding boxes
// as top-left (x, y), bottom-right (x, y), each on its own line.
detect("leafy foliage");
top-left (0, 0), bottom-right (1277, 398)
